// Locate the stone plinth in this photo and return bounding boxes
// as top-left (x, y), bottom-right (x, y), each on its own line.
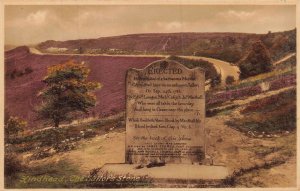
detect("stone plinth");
top-left (100, 163), bottom-right (229, 186)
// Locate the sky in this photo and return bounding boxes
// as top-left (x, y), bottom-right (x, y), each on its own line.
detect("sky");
top-left (5, 5), bottom-right (296, 45)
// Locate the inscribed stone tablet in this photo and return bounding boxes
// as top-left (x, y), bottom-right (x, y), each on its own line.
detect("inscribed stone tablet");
top-left (125, 60), bottom-right (205, 164)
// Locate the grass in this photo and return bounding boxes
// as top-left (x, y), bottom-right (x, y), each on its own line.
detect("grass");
top-left (206, 105), bottom-right (237, 117)
top-left (227, 104), bottom-right (295, 133)
top-left (222, 157), bottom-right (287, 187)
top-left (84, 112), bottom-right (125, 129)
top-left (241, 88), bottom-right (296, 114)
top-left (274, 55), bottom-right (296, 70)
top-left (243, 145), bottom-right (283, 158)
top-left (9, 112), bottom-right (125, 151)
top-left (228, 133), bottom-right (296, 187)
top-left (269, 133), bottom-right (296, 158)
top-left (226, 88), bottom-right (296, 134)
top-left (227, 67), bottom-right (295, 91)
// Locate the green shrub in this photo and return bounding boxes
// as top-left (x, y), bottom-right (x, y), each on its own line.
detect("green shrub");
top-left (239, 41), bottom-right (272, 79)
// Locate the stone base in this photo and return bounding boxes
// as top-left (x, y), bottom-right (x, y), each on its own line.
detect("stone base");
top-left (100, 163), bottom-right (230, 187)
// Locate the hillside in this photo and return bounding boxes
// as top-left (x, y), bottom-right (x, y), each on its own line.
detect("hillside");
top-left (36, 29), bottom-right (296, 63)
top-left (5, 46), bottom-right (163, 128)
top-left (4, 32), bottom-right (297, 188)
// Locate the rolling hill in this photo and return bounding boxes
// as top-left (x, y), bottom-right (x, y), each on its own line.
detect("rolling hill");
top-left (36, 29), bottom-right (296, 63)
top-left (5, 46), bottom-right (163, 128)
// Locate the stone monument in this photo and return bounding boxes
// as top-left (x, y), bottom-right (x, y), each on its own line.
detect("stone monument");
top-left (101, 59), bottom-right (229, 186)
top-left (125, 60), bottom-right (205, 164)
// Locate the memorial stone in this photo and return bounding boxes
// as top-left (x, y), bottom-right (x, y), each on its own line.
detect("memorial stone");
top-left (125, 60), bottom-right (206, 164)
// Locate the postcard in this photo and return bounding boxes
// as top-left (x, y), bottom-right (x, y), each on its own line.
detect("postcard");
top-left (1, 0), bottom-right (298, 190)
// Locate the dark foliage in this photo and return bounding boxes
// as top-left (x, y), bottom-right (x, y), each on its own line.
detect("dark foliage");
top-left (225, 75), bottom-right (235, 85)
top-left (239, 41), bottom-right (272, 79)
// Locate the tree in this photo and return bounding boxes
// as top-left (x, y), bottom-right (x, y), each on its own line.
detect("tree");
top-left (239, 41), bottom-right (272, 79)
top-left (38, 60), bottom-right (100, 128)
top-left (5, 116), bottom-right (27, 140)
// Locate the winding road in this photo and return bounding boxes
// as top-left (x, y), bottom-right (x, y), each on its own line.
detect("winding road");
top-left (29, 47), bottom-right (240, 85)
top-left (181, 56), bottom-right (240, 85)
top-left (273, 53), bottom-right (296, 65)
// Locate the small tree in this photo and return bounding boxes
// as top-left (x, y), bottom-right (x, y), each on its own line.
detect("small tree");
top-left (226, 75), bottom-right (235, 85)
top-left (5, 116), bottom-right (27, 140)
top-left (239, 41), bottom-right (272, 79)
top-left (38, 60), bottom-right (100, 128)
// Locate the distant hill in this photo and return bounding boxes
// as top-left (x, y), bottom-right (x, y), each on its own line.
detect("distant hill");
top-left (36, 29), bottom-right (296, 63)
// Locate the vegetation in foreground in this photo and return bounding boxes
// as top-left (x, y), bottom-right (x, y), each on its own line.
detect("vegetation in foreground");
top-left (226, 88), bottom-right (296, 134)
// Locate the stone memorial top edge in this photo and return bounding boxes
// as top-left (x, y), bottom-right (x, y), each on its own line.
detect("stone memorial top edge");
top-left (125, 59), bottom-right (205, 76)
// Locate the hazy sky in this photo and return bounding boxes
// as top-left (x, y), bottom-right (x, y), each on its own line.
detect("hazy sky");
top-left (5, 5), bottom-right (296, 45)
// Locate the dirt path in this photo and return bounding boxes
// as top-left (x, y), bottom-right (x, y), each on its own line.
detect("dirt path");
top-left (273, 53), bottom-right (296, 65)
top-left (26, 131), bottom-right (125, 175)
top-left (29, 47), bottom-right (240, 85)
top-left (181, 56), bottom-right (240, 85)
top-left (65, 131), bottom-right (125, 173)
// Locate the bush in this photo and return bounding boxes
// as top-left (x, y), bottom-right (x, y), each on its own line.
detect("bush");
top-left (226, 75), bottom-right (235, 85)
top-left (5, 117), bottom-right (27, 141)
top-left (239, 41), bottom-right (272, 79)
